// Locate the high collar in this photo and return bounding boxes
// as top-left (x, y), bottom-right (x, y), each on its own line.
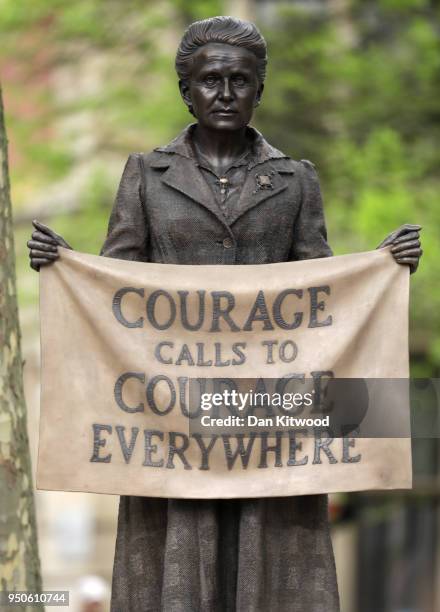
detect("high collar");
top-left (154, 123), bottom-right (289, 169)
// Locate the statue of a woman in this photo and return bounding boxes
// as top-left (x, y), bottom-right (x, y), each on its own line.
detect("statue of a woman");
top-left (28, 16), bottom-right (422, 611)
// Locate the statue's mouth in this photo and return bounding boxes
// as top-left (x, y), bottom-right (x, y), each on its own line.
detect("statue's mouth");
top-left (213, 109), bottom-right (237, 115)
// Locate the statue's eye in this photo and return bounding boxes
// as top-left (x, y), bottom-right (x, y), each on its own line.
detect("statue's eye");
top-left (204, 75), bottom-right (218, 86)
top-left (232, 75), bottom-right (246, 86)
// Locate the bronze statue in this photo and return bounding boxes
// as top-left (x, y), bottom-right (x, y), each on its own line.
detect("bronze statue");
top-left (28, 16), bottom-right (422, 611)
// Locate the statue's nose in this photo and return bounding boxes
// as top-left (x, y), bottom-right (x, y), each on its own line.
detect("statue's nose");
top-left (219, 78), bottom-right (232, 101)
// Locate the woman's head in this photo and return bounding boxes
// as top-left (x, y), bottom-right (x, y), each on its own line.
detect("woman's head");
top-left (176, 16), bottom-right (267, 130)
top-left (175, 16), bottom-right (267, 85)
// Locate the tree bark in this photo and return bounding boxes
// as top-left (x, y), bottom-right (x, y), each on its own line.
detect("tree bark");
top-left (0, 85), bottom-right (43, 604)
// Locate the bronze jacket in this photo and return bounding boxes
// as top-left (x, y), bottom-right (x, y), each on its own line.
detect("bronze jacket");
top-left (101, 125), bottom-right (332, 264)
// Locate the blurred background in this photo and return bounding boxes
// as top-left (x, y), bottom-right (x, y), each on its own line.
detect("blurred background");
top-left (1, 0), bottom-right (439, 610)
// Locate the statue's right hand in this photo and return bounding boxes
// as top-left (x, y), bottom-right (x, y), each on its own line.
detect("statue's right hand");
top-left (27, 219), bottom-right (72, 271)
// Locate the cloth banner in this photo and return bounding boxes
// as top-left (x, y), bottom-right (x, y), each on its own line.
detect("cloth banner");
top-left (37, 248), bottom-right (412, 498)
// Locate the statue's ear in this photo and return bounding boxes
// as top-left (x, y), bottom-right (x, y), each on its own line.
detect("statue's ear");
top-left (179, 80), bottom-right (192, 108)
top-left (254, 82), bottom-right (264, 107)
top-left (179, 80), bottom-right (195, 116)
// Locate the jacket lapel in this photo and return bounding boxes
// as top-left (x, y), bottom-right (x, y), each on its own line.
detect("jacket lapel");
top-left (156, 154), bottom-right (228, 225)
top-left (227, 161), bottom-right (292, 225)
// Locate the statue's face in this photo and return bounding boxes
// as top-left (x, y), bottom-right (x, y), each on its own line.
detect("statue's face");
top-left (180, 42), bottom-right (263, 131)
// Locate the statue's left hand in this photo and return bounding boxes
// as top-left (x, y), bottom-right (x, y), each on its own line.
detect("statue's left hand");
top-left (377, 223), bottom-right (422, 274)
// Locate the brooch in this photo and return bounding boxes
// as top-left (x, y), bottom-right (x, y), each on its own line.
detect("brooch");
top-left (254, 173), bottom-right (274, 193)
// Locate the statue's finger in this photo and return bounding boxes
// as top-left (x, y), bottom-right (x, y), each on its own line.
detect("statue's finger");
top-left (29, 249), bottom-right (59, 260)
top-left (32, 219), bottom-right (58, 237)
top-left (400, 223), bottom-right (422, 231)
top-left (27, 240), bottom-right (58, 252)
top-left (32, 219), bottom-right (64, 243)
top-left (392, 230), bottom-right (419, 244)
top-left (31, 230), bottom-right (58, 245)
top-left (393, 248), bottom-right (422, 258)
top-left (30, 260), bottom-right (40, 271)
top-left (395, 256), bottom-right (419, 265)
top-left (31, 257), bottom-right (54, 267)
top-left (394, 223), bottom-right (422, 236)
top-left (391, 239), bottom-right (420, 253)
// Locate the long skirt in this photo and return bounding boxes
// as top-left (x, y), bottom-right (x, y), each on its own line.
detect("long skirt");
top-left (110, 495), bottom-right (340, 612)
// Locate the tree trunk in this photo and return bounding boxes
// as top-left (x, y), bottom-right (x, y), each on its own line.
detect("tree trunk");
top-left (0, 85), bottom-right (43, 603)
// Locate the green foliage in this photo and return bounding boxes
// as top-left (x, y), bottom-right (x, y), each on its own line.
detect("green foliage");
top-left (256, 6), bottom-right (336, 169)
top-left (54, 166), bottom-right (113, 254)
top-left (173, 0), bottom-right (224, 23)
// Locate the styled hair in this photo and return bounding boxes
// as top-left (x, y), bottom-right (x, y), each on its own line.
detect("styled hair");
top-left (175, 16), bottom-right (267, 84)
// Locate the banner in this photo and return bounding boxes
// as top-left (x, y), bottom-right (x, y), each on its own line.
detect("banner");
top-left (37, 248), bottom-right (412, 498)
